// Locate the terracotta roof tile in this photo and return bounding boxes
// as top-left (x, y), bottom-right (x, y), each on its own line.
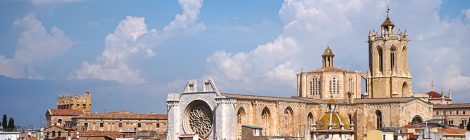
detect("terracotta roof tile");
top-left (221, 93), bottom-right (324, 104)
top-left (440, 128), bottom-right (469, 134)
top-left (78, 131), bottom-right (121, 139)
top-left (434, 103), bottom-right (470, 109)
top-left (73, 111), bottom-right (167, 120)
top-left (48, 109), bottom-right (84, 116)
top-left (426, 91), bottom-right (443, 98)
top-left (354, 97), bottom-right (418, 104)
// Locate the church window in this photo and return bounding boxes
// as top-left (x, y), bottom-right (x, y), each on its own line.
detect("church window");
top-left (329, 80), bottom-right (332, 95)
top-left (315, 78), bottom-right (320, 95)
top-left (376, 110), bottom-right (383, 129)
top-left (311, 77), bottom-right (320, 95)
top-left (310, 80), bottom-right (314, 95)
top-left (333, 78), bottom-right (336, 94)
top-left (378, 47), bottom-right (383, 73)
top-left (391, 46), bottom-right (396, 70)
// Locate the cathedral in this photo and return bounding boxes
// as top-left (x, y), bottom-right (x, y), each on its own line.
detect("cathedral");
top-left (166, 15), bottom-right (434, 140)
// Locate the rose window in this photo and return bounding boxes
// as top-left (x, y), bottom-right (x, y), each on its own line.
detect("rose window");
top-left (184, 100), bottom-right (213, 137)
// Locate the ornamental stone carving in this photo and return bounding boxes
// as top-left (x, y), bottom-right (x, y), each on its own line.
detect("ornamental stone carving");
top-left (184, 100), bottom-right (213, 137)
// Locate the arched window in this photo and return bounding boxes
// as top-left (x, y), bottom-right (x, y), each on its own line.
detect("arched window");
top-left (332, 78), bottom-right (336, 94)
top-left (315, 78), bottom-right (320, 95)
top-left (378, 47), bottom-right (383, 73)
top-left (376, 110), bottom-right (383, 129)
top-left (261, 107), bottom-right (271, 136)
top-left (329, 80), bottom-right (333, 95)
top-left (283, 107), bottom-right (294, 136)
top-left (310, 80), bottom-right (314, 95)
top-left (402, 82), bottom-right (409, 96)
top-left (391, 46), bottom-right (396, 70)
top-left (307, 113), bottom-right (314, 132)
top-left (411, 116), bottom-right (423, 125)
top-left (311, 77), bottom-right (320, 95)
top-left (237, 107), bottom-right (246, 139)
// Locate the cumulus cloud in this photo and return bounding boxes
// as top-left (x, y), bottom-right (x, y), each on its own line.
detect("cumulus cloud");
top-left (0, 14), bottom-right (73, 79)
top-left (73, 0), bottom-right (205, 84)
top-left (205, 0), bottom-right (470, 98)
top-left (206, 36), bottom-right (298, 88)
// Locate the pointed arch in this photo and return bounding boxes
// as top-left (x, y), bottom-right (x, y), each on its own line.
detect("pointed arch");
top-left (283, 107), bottom-right (295, 136)
top-left (261, 107), bottom-right (272, 136)
top-left (236, 107), bottom-right (246, 139)
top-left (411, 115), bottom-right (423, 125)
top-left (391, 45), bottom-right (396, 70)
top-left (378, 46), bottom-right (384, 73)
top-left (402, 82), bottom-right (409, 96)
top-left (376, 110), bottom-right (383, 129)
top-left (307, 112), bottom-right (314, 136)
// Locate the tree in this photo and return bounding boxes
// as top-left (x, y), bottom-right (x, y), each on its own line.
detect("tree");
top-left (1, 114), bottom-right (6, 130)
top-left (467, 118), bottom-right (470, 131)
top-left (7, 117), bottom-right (14, 131)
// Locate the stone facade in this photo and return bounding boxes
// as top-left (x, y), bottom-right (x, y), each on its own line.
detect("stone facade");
top-left (46, 109), bottom-right (84, 127)
top-left (166, 16), bottom-right (437, 140)
top-left (167, 79), bottom-right (433, 140)
top-left (366, 16), bottom-right (412, 98)
top-left (433, 104), bottom-right (470, 127)
top-left (72, 111), bottom-right (167, 133)
top-left (57, 92), bottom-right (92, 113)
top-left (297, 47), bottom-right (363, 100)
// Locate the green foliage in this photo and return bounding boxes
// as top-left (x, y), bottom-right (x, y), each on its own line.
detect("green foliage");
top-left (7, 117), bottom-right (14, 131)
top-left (467, 118), bottom-right (470, 131)
top-left (1, 114), bottom-right (6, 130)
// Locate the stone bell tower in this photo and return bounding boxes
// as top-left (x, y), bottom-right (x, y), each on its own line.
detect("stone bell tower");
top-left (366, 9), bottom-right (412, 98)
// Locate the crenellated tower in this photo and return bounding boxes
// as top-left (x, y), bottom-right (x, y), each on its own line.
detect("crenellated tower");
top-left (366, 11), bottom-right (412, 98)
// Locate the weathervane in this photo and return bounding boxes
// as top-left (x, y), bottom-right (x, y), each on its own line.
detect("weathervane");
top-left (387, 5), bottom-right (390, 18)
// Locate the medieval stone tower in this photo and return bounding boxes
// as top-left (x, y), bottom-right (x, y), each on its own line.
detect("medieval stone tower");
top-left (366, 13), bottom-right (412, 98)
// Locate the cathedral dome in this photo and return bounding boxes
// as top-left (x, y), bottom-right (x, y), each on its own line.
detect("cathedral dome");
top-left (322, 47), bottom-right (335, 57)
top-left (315, 104), bottom-right (351, 130)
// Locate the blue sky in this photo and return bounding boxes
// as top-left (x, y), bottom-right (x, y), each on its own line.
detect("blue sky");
top-left (1, 0), bottom-right (470, 128)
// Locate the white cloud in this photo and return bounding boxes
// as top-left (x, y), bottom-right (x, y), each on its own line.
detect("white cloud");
top-left (464, 9), bottom-right (470, 22)
top-left (0, 14), bottom-right (73, 79)
top-left (205, 0), bottom-right (470, 98)
top-left (73, 0), bottom-right (205, 84)
top-left (206, 36), bottom-right (298, 88)
top-left (73, 16), bottom-right (152, 84)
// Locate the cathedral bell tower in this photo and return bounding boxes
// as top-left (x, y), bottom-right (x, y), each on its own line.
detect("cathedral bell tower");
top-left (366, 9), bottom-right (412, 98)
top-left (322, 47), bottom-right (335, 68)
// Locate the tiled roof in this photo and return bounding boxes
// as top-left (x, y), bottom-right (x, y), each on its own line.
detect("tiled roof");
top-left (222, 93), bottom-right (422, 105)
top-left (78, 131), bottom-right (121, 139)
top-left (73, 111), bottom-right (167, 120)
top-left (440, 128), bottom-right (469, 134)
top-left (47, 109), bottom-right (84, 116)
top-left (354, 97), bottom-right (417, 104)
top-left (434, 103), bottom-right (470, 109)
top-left (426, 91), bottom-right (443, 98)
top-left (221, 93), bottom-right (324, 104)
top-left (310, 67), bottom-right (358, 73)
top-left (381, 17), bottom-right (395, 27)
